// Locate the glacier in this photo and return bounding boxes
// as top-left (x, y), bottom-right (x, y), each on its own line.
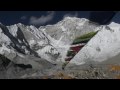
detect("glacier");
top-left (0, 15), bottom-right (120, 70)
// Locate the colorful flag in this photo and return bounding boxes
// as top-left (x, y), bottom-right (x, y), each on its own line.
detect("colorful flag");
top-left (62, 31), bottom-right (98, 69)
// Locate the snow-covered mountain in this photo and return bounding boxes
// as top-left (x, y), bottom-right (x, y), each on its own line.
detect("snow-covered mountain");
top-left (0, 23), bottom-right (59, 69)
top-left (39, 17), bottom-right (102, 62)
top-left (0, 15), bottom-right (120, 70)
top-left (68, 13), bottom-right (120, 65)
top-left (39, 15), bottom-right (120, 66)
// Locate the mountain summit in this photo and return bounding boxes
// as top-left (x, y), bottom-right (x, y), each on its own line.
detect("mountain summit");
top-left (0, 16), bottom-right (120, 70)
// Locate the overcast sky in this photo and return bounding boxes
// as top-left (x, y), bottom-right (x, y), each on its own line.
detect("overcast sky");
top-left (0, 11), bottom-right (90, 27)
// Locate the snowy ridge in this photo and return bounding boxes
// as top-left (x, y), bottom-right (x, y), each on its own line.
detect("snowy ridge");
top-left (41, 17), bottom-right (100, 45)
top-left (0, 16), bottom-right (120, 68)
top-left (7, 24), bottom-right (18, 37)
top-left (39, 17), bottom-right (102, 63)
top-left (0, 22), bottom-right (60, 66)
top-left (70, 22), bottom-right (120, 65)
top-left (39, 16), bottom-right (120, 65)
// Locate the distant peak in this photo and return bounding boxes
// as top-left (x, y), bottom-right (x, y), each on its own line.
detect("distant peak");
top-left (62, 16), bottom-right (88, 23)
top-left (64, 16), bottom-right (87, 20)
top-left (0, 22), bottom-right (3, 25)
top-left (17, 23), bottom-right (22, 25)
top-left (63, 16), bottom-right (78, 20)
top-left (16, 23), bottom-right (25, 26)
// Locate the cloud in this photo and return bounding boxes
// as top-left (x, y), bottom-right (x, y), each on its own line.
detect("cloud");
top-left (29, 11), bottom-right (55, 26)
top-left (63, 12), bottom-right (78, 18)
top-left (21, 16), bottom-right (27, 20)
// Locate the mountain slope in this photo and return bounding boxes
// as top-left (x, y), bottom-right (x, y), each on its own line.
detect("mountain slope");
top-left (0, 23), bottom-right (59, 69)
top-left (69, 22), bottom-right (120, 65)
top-left (0, 16), bottom-right (120, 69)
top-left (39, 17), bottom-right (101, 63)
top-left (38, 16), bottom-right (120, 66)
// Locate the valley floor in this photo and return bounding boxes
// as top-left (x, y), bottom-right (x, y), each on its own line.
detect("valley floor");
top-left (20, 54), bottom-right (120, 79)
top-left (1, 54), bottom-right (120, 79)
top-left (19, 64), bottom-right (120, 79)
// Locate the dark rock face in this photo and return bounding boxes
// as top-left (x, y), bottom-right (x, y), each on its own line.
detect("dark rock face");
top-left (0, 23), bottom-right (60, 72)
top-left (0, 24), bottom-right (25, 54)
top-left (0, 54), bottom-right (35, 79)
top-left (0, 54), bottom-right (11, 69)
